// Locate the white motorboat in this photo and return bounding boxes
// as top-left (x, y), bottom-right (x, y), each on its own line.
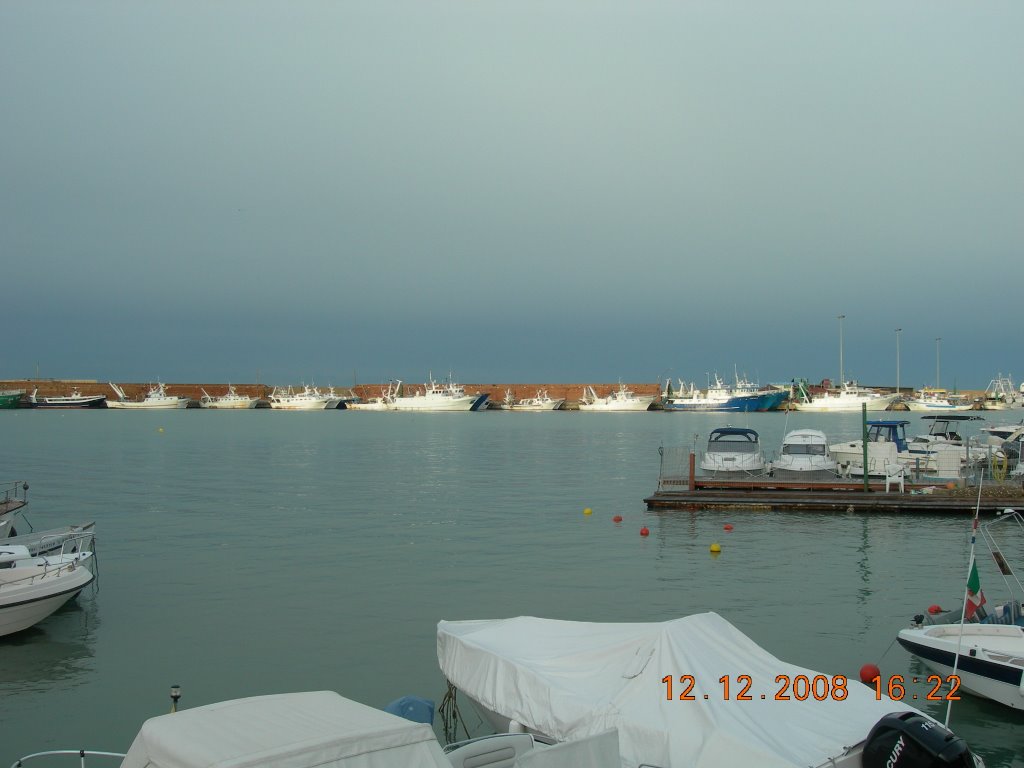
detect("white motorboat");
top-left (699, 427), bottom-right (767, 475)
top-left (771, 429), bottom-right (839, 481)
top-left (578, 382), bottom-right (654, 411)
top-left (897, 624), bottom-right (1024, 710)
top-left (388, 375), bottom-right (489, 412)
top-left (793, 381), bottom-right (899, 413)
top-left (28, 387), bottom-right (107, 408)
top-left (107, 382), bottom-right (191, 409)
top-left (437, 612), bottom-right (983, 768)
top-left (904, 389), bottom-right (974, 412)
top-left (199, 385), bottom-right (259, 409)
top-left (0, 534), bottom-right (95, 637)
top-left (267, 386), bottom-right (332, 410)
top-left (898, 508), bottom-right (1024, 710)
top-left (10, 689), bottom-right (608, 768)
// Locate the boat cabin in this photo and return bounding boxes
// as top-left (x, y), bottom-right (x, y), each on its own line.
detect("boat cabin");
top-left (865, 420), bottom-right (910, 453)
top-left (918, 414), bottom-right (983, 444)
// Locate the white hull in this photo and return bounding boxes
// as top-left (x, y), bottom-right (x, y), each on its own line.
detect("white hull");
top-left (510, 399), bottom-right (565, 411)
top-left (389, 395), bottom-right (480, 411)
top-left (898, 624), bottom-right (1024, 710)
top-left (700, 454), bottom-right (766, 474)
top-left (345, 400), bottom-right (391, 411)
top-left (905, 401), bottom-right (974, 412)
top-left (200, 399), bottom-right (259, 409)
top-left (0, 555), bottom-right (95, 637)
top-left (795, 395), bottom-right (897, 412)
top-left (578, 398), bottom-right (654, 411)
top-left (107, 399), bottom-right (189, 409)
top-left (269, 399), bottom-right (330, 410)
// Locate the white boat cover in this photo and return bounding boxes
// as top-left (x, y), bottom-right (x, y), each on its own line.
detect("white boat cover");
top-left (119, 691), bottom-right (451, 768)
top-left (437, 613), bottom-right (920, 768)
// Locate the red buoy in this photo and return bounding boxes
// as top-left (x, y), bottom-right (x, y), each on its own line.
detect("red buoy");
top-left (724, 523), bottom-right (734, 531)
top-left (859, 663), bottom-right (880, 684)
top-left (612, 515), bottom-right (623, 523)
top-left (640, 526), bottom-right (650, 537)
top-left (928, 604), bottom-right (943, 615)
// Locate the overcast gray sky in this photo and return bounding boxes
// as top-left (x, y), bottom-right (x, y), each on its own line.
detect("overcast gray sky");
top-left (3, 1), bottom-right (1021, 389)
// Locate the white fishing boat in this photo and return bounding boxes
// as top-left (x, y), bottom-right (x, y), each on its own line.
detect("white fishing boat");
top-left (898, 509), bottom-right (1024, 710)
top-left (437, 612), bottom-right (983, 768)
top-left (28, 387), bottom-right (107, 409)
top-left (578, 382), bottom-right (654, 412)
top-left (496, 389), bottom-right (565, 411)
top-left (388, 375), bottom-right (488, 412)
top-left (904, 389), bottom-right (974, 412)
top-left (771, 429), bottom-right (838, 480)
top-left (107, 382), bottom-right (191, 409)
top-left (793, 381), bottom-right (898, 413)
top-left (199, 385), bottom-right (259, 409)
top-left (346, 381), bottom-right (399, 411)
top-left (0, 534), bottom-right (95, 637)
top-left (267, 386), bottom-right (332, 410)
top-left (699, 427), bottom-right (767, 475)
top-left (980, 375), bottom-right (1021, 410)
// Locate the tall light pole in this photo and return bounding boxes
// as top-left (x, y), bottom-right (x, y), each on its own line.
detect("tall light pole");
top-left (935, 337), bottom-right (942, 388)
top-left (895, 328), bottom-right (902, 395)
top-left (838, 315), bottom-right (846, 386)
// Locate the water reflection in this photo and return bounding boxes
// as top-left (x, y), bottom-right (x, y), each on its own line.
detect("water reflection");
top-left (0, 591), bottom-right (99, 691)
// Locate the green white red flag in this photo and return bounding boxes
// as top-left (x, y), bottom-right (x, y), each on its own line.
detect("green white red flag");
top-left (964, 559), bottom-right (986, 620)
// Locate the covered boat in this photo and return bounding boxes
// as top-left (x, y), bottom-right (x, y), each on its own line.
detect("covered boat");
top-left (437, 612), bottom-right (980, 768)
top-left (699, 427), bottom-right (766, 475)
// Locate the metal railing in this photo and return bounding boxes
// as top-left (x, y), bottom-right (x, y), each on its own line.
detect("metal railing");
top-left (11, 750), bottom-right (125, 768)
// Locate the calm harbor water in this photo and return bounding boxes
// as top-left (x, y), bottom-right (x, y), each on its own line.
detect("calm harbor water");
top-left (2, 409), bottom-right (1022, 766)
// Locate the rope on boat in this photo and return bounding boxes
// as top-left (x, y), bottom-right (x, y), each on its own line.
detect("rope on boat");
top-left (439, 681), bottom-right (470, 744)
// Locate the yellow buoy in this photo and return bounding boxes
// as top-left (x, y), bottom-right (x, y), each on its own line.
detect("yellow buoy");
top-left (583, 507), bottom-right (593, 515)
top-left (158, 427), bottom-right (164, 433)
top-left (709, 543), bottom-right (721, 553)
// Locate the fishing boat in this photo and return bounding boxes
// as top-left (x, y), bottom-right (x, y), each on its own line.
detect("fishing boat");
top-left (793, 381), bottom-right (899, 413)
top-left (107, 382), bottom-right (191, 409)
top-left (27, 387), bottom-right (107, 408)
top-left (388, 375), bottom-right (489, 412)
top-left (980, 375), bottom-right (1021, 410)
top-left (267, 386), bottom-right (332, 410)
top-left (904, 389), bottom-right (974, 412)
top-left (699, 427), bottom-right (767, 475)
top-left (578, 382), bottom-right (654, 411)
top-left (346, 381), bottom-right (399, 411)
top-left (199, 385), bottom-right (260, 409)
top-left (0, 533), bottom-right (96, 637)
top-left (898, 509), bottom-right (1024, 710)
top-left (495, 388), bottom-right (565, 411)
top-left (662, 374), bottom-right (786, 412)
top-left (438, 612), bottom-right (983, 768)
top-left (0, 389), bottom-right (26, 408)
top-left (771, 429), bottom-right (839, 481)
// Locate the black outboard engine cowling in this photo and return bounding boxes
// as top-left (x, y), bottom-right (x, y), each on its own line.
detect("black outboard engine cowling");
top-left (862, 712), bottom-right (975, 768)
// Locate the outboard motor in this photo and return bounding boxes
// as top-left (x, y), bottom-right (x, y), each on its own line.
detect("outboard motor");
top-left (862, 712), bottom-right (975, 768)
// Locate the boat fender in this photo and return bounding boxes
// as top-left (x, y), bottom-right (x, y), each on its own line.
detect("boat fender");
top-left (861, 712), bottom-right (975, 768)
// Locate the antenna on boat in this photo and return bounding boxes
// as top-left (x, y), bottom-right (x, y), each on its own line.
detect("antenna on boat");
top-left (944, 470), bottom-right (985, 727)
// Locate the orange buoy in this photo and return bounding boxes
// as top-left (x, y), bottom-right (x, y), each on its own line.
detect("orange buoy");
top-left (928, 604), bottom-right (943, 614)
top-left (724, 523), bottom-right (734, 531)
top-left (859, 663), bottom-right (880, 684)
top-left (613, 515), bottom-right (623, 523)
top-left (640, 526), bottom-right (650, 537)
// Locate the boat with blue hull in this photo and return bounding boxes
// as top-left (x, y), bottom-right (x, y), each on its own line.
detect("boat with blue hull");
top-left (663, 374), bottom-right (786, 412)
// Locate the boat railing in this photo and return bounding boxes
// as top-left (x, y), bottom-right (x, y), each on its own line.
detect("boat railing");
top-left (1, 480), bottom-right (29, 508)
top-left (0, 548), bottom-right (93, 590)
top-left (10, 750), bottom-right (126, 768)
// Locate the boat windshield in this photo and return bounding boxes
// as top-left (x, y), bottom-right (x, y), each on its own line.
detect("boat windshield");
top-left (782, 444), bottom-right (827, 456)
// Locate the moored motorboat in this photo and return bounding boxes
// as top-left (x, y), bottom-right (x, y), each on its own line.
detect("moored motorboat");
top-left (793, 381), bottom-right (898, 413)
top-left (28, 388), bottom-right (107, 408)
top-left (437, 612), bottom-right (983, 768)
top-left (0, 389), bottom-right (26, 408)
top-left (0, 534), bottom-right (96, 637)
top-left (771, 429), bottom-right (839, 480)
top-left (904, 389), bottom-right (974, 412)
top-left (699, 427), bottom-right (766, 475)
top-left (496, 388), bottom-right (565, 411)
top-left (107, 382), bottom-right (191, 409)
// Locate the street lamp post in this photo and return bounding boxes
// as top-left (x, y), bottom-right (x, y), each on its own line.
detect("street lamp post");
top-left (935, 337), bottom-right (942, 388)
top-left (838, 314), bottom-right (846, 387)
top-left (895, 328), bottom-right (902, 395)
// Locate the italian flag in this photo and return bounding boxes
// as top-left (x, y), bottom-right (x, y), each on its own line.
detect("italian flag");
top-left (965, 559), bottom-right (986, 620)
